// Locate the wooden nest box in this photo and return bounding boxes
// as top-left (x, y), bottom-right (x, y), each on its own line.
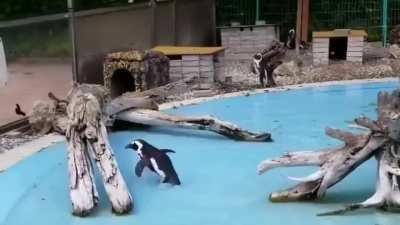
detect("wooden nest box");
top-left (312, 29), bottom-right (367, 65)
top-left (103, 50), bottom-right (169, 98)
top-left (152, 46), bottom-right (226, 88)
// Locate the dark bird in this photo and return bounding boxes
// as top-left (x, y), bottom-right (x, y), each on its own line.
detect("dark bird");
top-left (15, 104), bottom-right (26, 116)
top-left (126, 139), bottom-right (181, 185)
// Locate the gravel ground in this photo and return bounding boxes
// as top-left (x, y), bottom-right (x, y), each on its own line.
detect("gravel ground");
top-left (0, 132), bottom-right (42, 153)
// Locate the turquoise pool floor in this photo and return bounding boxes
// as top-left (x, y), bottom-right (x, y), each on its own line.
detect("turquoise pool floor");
top-left (1, 82), bottom-right (400, 225)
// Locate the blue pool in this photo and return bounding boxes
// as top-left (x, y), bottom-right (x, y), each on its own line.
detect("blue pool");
top-left (1, 82), bottom-right (400, 225)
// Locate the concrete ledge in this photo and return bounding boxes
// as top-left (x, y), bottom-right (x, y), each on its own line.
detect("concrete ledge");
top-left (0, 133), bottom-right (65, 172)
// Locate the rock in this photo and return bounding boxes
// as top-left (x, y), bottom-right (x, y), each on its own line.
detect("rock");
top-left (274, 60), bottom-right (301, 77)
top-left (389, 44), bottom-right (400, 59)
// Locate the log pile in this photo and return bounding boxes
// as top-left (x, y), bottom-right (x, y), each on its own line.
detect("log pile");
top-left (29, 80), bottom-right (271, 216)
top-left (258, 89), bottom-right (400, 215)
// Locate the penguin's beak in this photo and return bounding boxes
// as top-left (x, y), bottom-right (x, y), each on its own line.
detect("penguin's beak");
top-left (125, 144), bottom-right (134, 149)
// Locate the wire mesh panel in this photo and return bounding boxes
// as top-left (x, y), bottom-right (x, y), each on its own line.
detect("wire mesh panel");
top-left (216, 0), bottom-right (256, 26)
top-left (216, 0), bottom-right (400, 42)
top-left (260, 0), bottom-right (297, 40)
top-left (389, 0), bottom-right (400, 29)
top-left (311, 0), bottom-right (382, 41)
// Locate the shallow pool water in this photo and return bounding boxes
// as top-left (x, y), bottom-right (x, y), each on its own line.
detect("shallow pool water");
top-left (1, 82), bottom-right (400, 225)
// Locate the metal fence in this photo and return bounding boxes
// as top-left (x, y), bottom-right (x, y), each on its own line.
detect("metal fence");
top-left (216, 0), bottom-right (400, 42)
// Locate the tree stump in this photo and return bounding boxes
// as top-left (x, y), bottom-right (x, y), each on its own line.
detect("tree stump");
top-left (258, 89), bottom-right (400, 215)
top-left (66, 86), bottom-right (132, 216)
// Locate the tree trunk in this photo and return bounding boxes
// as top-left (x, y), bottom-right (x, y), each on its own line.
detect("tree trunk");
top-left (66, 87), bottom-right (132, 216)
top-left (258, 89), bottom-right (400, 215)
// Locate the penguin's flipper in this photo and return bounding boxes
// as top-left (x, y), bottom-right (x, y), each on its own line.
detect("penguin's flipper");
top-left (160, 149), bottom-right (175, 154)
top-left (135, 160), bottom-right (146, 177)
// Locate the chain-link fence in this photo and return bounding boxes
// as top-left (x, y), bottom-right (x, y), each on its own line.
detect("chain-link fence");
top-left (216, 0), bottom-right (400, 42)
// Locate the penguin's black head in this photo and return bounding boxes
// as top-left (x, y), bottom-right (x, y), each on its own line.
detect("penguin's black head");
top-left (253, 53), bottom-right (262, 60)
top-left (125, 139), bottom-right (147, 151)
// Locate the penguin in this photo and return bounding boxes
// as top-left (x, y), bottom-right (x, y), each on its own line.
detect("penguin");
top-left (125, 139), bottom-right (181, 185)
top-left (286, 29), bottom-right (296, 49)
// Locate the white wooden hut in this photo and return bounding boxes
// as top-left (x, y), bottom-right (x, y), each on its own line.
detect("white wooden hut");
top-left (152, 46), bottom-right (226, 88)
top-left (312, 29), bottom-right (367, 65)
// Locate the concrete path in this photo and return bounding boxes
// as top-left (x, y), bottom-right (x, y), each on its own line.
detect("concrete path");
top-left (0, 59), bottom-right (72, 125)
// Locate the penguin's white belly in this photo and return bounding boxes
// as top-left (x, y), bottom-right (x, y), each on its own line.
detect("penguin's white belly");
top-left (150, 158), bottom-right (166, 178)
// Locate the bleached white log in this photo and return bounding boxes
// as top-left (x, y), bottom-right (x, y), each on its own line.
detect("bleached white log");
top-left (66, 90), bottom-right (132, 216)
top-left (117, 109), bottom-right (271, 142)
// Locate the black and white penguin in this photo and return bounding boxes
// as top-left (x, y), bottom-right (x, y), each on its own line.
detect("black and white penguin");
top-left (125, 139), bottom-right (181, 186)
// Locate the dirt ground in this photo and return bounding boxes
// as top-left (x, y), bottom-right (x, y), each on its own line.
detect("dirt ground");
top-left (0, 59), bottom-right (72, 125)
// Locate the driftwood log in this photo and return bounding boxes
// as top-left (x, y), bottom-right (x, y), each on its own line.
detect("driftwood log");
top-left (258, 89), bottom-right (400, 215)
top-left (30, 79), bottom-right (271, 216)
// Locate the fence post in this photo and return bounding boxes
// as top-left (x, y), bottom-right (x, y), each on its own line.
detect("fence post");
top-left (382, 0), bottom-right (388, 47)
top-left (0, 37), bottom-right (7, 87)
top-left (68, 0), bottom-right (79, 83)
top-left (296, 0), bottom-right (303, 55)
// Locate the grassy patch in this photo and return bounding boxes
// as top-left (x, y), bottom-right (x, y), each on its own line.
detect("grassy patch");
top-left (0, 19), bottom-right (71, 59)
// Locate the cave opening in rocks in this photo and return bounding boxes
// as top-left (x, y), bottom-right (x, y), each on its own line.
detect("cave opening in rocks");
top-left (110, 69), bottom-right (136, 98)
top-left (329, 37), bottom-right (348, 61)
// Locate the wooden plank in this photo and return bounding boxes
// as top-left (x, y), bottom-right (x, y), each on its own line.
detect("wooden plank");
top-left (313, 43), bottom-right (329, 48)
top-left (347, 51), bottom-right (363, 57)
top-left (200, 71), bottom-right (214, 78)
top-left (182, 55), bottom-right (200, 61)
top-left (169, 60), bottom-right (182, 67)
top-left (200, 66), bottom-right (214, 72)
top-left (347, 46), bottom-right (363, 52)
top-left (313, 38), bottom-right (329, 43)
top-left (182, 67), bottom-right (199, 73)
top-left (313, 47), bottom-right (329, 53)
top-left (200, 55), bottom-right (213, 61)
top-left (200, 60), bottom-right (213, 66)
top-left (169, 67), bottom-right (182, 73)
top-left (348, 37), bottom-right (364, 42)
top-left (348, 40), bottom-right (364, 47)
top-left (182, 72), bottom-right (200, 77)
top-left (347, 57), bottom-right (363, 62)
top-left (182, 61), bottom-right (200, 67)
